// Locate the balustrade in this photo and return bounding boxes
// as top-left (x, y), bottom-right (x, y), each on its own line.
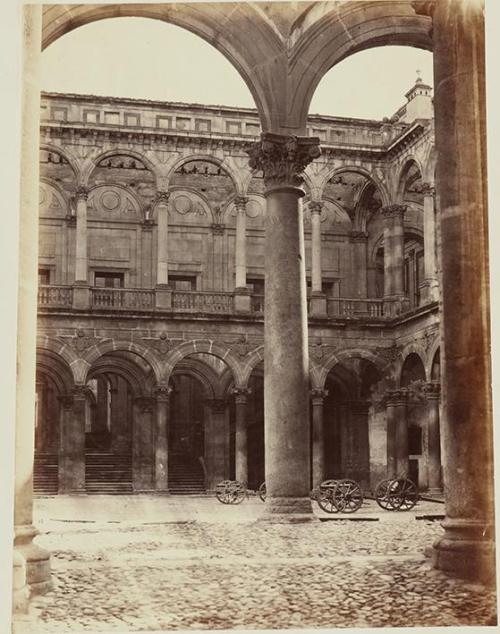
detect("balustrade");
top-left (37, 285), bottom-right (73, 307)
top-left (91, 288), bottom-right (155, 310)
top-left (171, 290), bottom-right (234, 313)
top-left (327, 298), bottom-right (385, 318)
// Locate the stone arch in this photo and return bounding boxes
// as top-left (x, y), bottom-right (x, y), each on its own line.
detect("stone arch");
top-left (82, 148), bottom-right (159, 186)
top-left (240, 345), bottom-right (265, 389)
top-left (167, 186), bottom-right (213, 223)
top-left (319, 165), bottom-right (390, 208)
top-left (316, 348), bottom-right (386, 391)
top-left (81, 339), bottom-right (162, 386)
top-left (426, 336), bottom-right (441, 379)
top-left (39, 177), bottom-right (71, 216)
top-left (166, 154), bottom-right (241, 192)
top-left (422, 144), bottom-right (437, 183)
top-left (88, 355), bottom-right (151, 397)
top-left (41, 5), bottom-right (280, 129)
top-left (398, 349), bottom-right (427, 387)
top-left (39, 143), bottom-right (81, 184)
top-left (172, 357), bottom-right (220, 400)
top-left (163, 340), bottom-right (244, 387)
top-left (290, 2), bottom-right (432, 127)
top-left (87, 182), bottom-right (144, 221)
top-left (36, 335), bottom-right (84, 384)
top-left (36, 348), bottom-right (76, 394)
top-left (396, 157), bottom-right (424, 201)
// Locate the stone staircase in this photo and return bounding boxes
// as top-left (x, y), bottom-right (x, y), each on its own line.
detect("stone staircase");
top-left (85, 452), bottom-right (133, 494)
top-left (168, 453), bottom-right (206, 494)
top-left (33, 453), bottom-right (59, 496)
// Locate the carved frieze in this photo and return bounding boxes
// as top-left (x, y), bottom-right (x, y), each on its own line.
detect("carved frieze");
top-left (226, 335), bottom-right (259, 358)
top-left (63, 330), bottom-right (104, 354)
top-left (381, 204), bottom-right (406, 218)
top-left (144, 332), bottom-right (184, 357)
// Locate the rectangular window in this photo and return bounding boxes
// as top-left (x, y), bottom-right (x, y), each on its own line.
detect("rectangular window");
top-left (124, 113), bottom-right (140, 126)
top-left (104, 111), bottom-right (120, 125)
top-left (38, 268), bottom-right (51, 285)
top-left (94, 272), bottom-right (124, 288)
top-left (83, 110), bottom-right (100, 124)
top-left (51, 107), bottom-right (67, 122)
top-left (176, 117), bottom-right (191, 131)
top-left (156, 116), bottom-right (172, 129)
top-left (170, 275), bottom-right (196, 291)
top-left (195, 118), bottom-right (211, 133)
top-left (226, 121), bottom-right (242, 135)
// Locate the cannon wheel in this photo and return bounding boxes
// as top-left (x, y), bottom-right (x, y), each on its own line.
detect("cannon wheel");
top-left (393, 478), bottom-right (418, 511)
top-left (317, 479), bottom-right (340, 513)
top-left (335, 479), bottom-right (363, 513)
top-left (215, 480), bottom-right (247, 505)
top-left (258, 482), bottom-right (266, 502)
top-left (375, 479), bottom-right (398, 511)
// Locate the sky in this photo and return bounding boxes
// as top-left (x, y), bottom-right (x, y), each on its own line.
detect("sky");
top-left (40, 17), bottom-right (434, 121)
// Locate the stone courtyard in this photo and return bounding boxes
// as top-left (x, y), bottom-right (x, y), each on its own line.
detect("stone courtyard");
top-left (14, 495), bottom-right (497, 632)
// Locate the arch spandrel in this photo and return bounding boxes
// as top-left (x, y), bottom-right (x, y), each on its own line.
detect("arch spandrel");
top-left (316, 348), bottom-right (386, 391)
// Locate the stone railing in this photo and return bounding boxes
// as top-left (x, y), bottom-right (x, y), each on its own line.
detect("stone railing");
top-left (38, 284), bottom-right (73, 307)
top-left (171, 290), bottom-right (235, 314)
top-left (91, 287), bottom-right (155, 310)
top-left (327, 298), bottom-right (385, 318)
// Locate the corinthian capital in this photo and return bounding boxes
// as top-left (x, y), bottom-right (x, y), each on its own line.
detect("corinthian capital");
top-left (246, 133), bottom-right (321, 189)
top-left (234, 196), bottom-right (249, 212)
top-left (381, 204), bottom-right (407, 219)
top-left (421, 182), bottom-right (436, 197)
top-left (309, 201), bottom-right (323, 215)
top-left (75, 186), bottom-right (89, 201)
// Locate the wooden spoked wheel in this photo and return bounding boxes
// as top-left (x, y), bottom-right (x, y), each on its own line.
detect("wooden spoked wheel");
top-left (317, 479), bottom-right (340, 513)
top-left (335, 479), bottom-right (364, 513)
top-left (375, 479), bottom-right (395, 510)
top-left (215, 480), bottom-right (247, 504)
top-left (375, 478), bottom-right (419, 511)
top-left (258, 482), bottom-right (266, 502)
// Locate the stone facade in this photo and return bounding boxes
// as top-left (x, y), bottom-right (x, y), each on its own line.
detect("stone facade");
top-left (35, 84), bottom-right (441, 497)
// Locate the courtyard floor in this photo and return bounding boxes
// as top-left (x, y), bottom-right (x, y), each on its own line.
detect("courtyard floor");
top-left (13, 495), bottom-right (498, 632)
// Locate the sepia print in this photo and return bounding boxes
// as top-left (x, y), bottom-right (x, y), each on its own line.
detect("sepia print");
top-left (6, 0), bottom-right (498, 632)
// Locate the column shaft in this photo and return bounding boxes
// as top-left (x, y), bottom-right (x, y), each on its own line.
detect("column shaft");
top-left (234, 392), bottom-right (248, 484)
top-left (75, 190), bottom-right (88, 283)
top-left (156, 192), bottom-right (170, 286)
top-left (310, 203), bottom-right (322, 293)
top-left (58, 391), bottom-right (86, 494)
top-left (425, 383), bottom-right (442, 493)
top-left (422, 184), bottom-right (438, 302)
top-left (155, 388), bottom-right (170, 492)
top-left (311, 390), bottom-right (327, 488)
top-left (132, 397), bottom-right (155, 492)
top-left (429, 0), bottom-right (494, 582)
top-left (234, 197), bottom-right (247, 289)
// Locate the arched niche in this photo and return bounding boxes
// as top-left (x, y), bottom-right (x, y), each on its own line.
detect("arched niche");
top-left (88, 184), bottom-right (142, 222)
top-left (168, 189), bottom-right (212, 227)
top-left (39, 147), bottom-right (78, 193)
top-left (39, 180), bottom-right (69, 218)
top-left (400, 352), bottom-right (426, 388)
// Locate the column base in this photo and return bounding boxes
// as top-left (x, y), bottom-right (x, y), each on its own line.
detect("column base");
top-left (432, 518), bottom-right (496, 584)
top-left (259, 496), bottom-right (315, 523)
top-left (12, 550), bottom-right (29, 614)
top-left (234, 288), bottom-right (251, 313)
top-left (72, 283), bottom-right (91, 310)
top-left (14, 525), bottom-right (52, 600)
top-left (155, 285), bottom-right (172, 310)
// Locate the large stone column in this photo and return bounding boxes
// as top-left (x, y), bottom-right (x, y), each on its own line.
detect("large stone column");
top-left (232, 388), bottom-right (250, 484)
top-left (204, 398), bottom-right (229, 490)
top-left (309, 202), bottom-right (327, 316)
top-left (311, 389), bottom-right (328, 488)
top-left (413, 0), bottom-right (495, 582)
top-left (420, 182), bottom-right (439, 302)
top-left (382, 205), bottom-right (407, 315)
top-left (132, 396), bottom-right (155, 492)
top-left (247, 133), bottom-right (320, 519)
top-left (154, 385), bottom-right (171, 493)
top-left (12, 5), bottom-right (51, 612)
top-left (58, 390), bottom-right (86, 494)
top-left (385, 390), bottom-right (407, 478)
top-left (424, 381), bottom-right (442, 493)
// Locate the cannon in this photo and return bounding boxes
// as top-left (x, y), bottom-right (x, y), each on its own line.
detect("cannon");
top-left (374, 477), bottom-right (419, 511)
top-left (214, 479), bottom-right (247, 504)
top-left (316, 478), bottom-right (364, 513)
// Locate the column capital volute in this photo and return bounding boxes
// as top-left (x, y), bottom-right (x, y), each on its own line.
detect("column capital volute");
top-left (246, 132), bottom-right (321, 190)
top-left (75, 186), bottom-right (89, 202)
top-left (310, 388), bottom-right (328, 403)
top-left (205, 398), bottom-right (227, 414)
top-left (381, 204), bottom-right (407, 219)
top-left (309, 201), bottom-right (323, 215)
top-left (134, 395), bottom-right (155, 413)
top-left (154, 384), bottom-right (173, 402)
top-left (385, 388), bottom-right (408, 405)
top-left (424, 381), bottom-right (441, 400)
top-left (231, 387), bottom-right (251, 404)
top-left (234, 196), bottom-right (249, 212)
top-left (154, 190), bottom-right (170, 206)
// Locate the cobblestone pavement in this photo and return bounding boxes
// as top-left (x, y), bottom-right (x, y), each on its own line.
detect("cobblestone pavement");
top-left (14, 496), bottom-right (497, 632)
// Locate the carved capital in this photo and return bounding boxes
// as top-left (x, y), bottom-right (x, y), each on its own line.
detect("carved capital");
top-left (424, 381), bottom-right (441, 400)
top-left (234, 196), bottom-right (249, 213)
top-left (309, 201), bottom-right (323, 216)
top-left (58, 394), bottom-right (74, 410)
top-left (135, 396), bottom-right (155, 413)
top-left (310, 388), bottom-right (328, 404)
top-left (75, 186), bottom-right (89, 202)
top-left (421, 182), bottom-right (436, 197)
top-left (154, 190), bottom-right (170, 206)
top-left (246, 133), bottom-right (321, 189)
top-left (211, 223), bottom-right (225, 235)
top-left (385, 388), bottom-right (408, 406)
top-left (72, 385), bottom-right (88, 401)
top-left (154, 384), bottom-right (172, 402)
top-left (231, 387), bottom-right (251, 404)
top-left (381, 204), bottom-right (407, 219)
top-left (65, 213), bottom-right (77, 227)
